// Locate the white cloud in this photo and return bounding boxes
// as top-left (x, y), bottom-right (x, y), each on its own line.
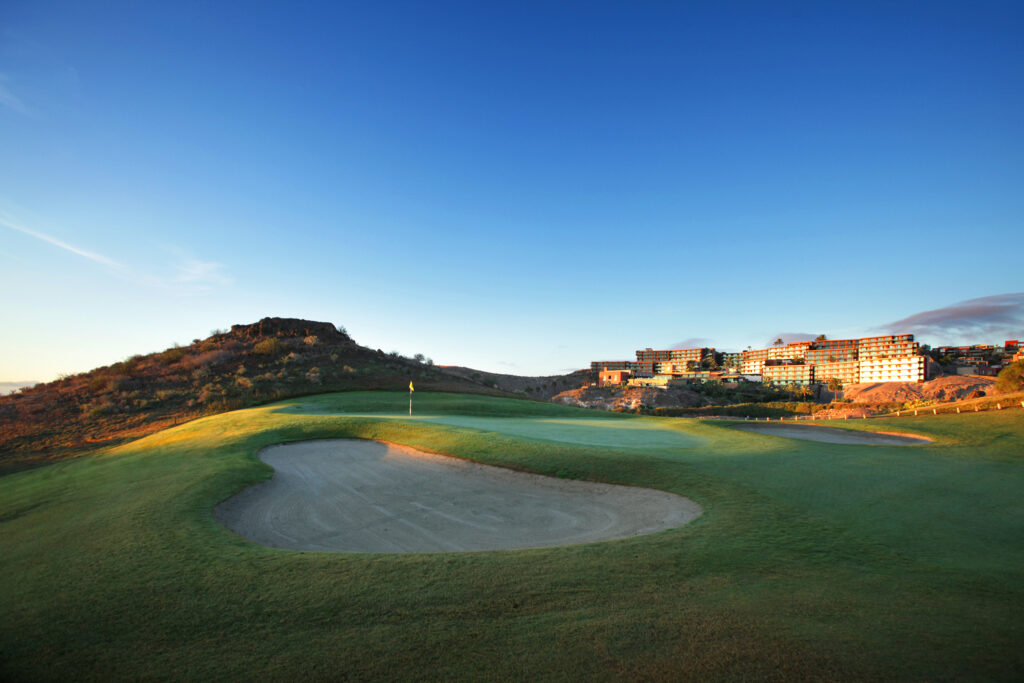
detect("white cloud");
top-left (1, 214), bottom-right (231, 294)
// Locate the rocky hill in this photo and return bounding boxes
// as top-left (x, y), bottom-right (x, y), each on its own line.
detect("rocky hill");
top-left (0, 318), bottom-right (500, 472)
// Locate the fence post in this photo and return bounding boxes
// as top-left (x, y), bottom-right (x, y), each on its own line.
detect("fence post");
top-left (914, 409), bottom-right (918, 416)
top-left (933, 408), bottom-right (937, 415)
top-left (957, 406), bottom-right (960, 414)
top-left (897, 410), bottom-right (900, 416)
top-left (997, 403), bottom-right (1002, 410)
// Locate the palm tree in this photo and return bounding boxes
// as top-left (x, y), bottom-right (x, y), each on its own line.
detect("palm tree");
top-left (773, 338), bottom-right (784, 347)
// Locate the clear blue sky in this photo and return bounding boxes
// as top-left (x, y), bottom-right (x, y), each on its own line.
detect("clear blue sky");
top-left (2, 1), bottom-right (1022, 383)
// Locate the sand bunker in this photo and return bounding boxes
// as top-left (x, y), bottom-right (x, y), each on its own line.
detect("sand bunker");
top-left (215, 439), bottom-right (701, 553)
top-left (731, 423), bottom-right (931, 445)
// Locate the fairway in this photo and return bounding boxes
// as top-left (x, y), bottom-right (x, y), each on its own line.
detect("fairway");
top-left (215, 439), bottom-right (700, 552)
top-left (2, 391), bottom-right (1023, 680)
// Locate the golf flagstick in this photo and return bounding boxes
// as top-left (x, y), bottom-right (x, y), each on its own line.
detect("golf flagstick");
top-left (409, 381), bottom-right (414, 416)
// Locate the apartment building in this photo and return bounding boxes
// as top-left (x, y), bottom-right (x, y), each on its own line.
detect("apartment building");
top-left (767, 341), bottom-right (811, 360)
top-left (813, 360), bottom-right (861, 386)
top-left (859, 355), bottom-right (926, 383)
top-left (637, 347), bottom-right (711, 364)
top-left (740, 348), bottom-right (770, 375)
top-left (761, 362), bottom-right (813, 386)
top-left (591, 360), bottom-right (632, 374)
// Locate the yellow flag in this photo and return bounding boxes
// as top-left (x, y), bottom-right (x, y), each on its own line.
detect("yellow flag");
top-left (409, 381), bottom-right (414, 392)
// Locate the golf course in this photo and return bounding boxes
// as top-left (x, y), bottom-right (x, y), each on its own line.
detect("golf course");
top-left (2, 391), bottom-right (1022, 679)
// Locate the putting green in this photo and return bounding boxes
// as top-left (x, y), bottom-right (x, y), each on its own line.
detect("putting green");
top-left (332, 414), bottom-right (706, 450)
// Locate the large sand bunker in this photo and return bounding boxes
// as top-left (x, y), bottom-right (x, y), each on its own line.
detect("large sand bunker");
top-left (731, 423), bottom-right (931, 445)
top-left (216, 439), bottom-right (701, 553)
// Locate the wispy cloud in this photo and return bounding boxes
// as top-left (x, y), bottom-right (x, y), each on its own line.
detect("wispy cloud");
top-left (671, 337), bottom-right (712, 349)
top-left (881, 293), bottom-right (1024, 342)
top-left (0, 74), bottom-right (30, 115)
top-left (169, 250), bottom-right (232, 291)
top-left (1, 215), bottom-right (230, 294)
top-left (1, 215), bottom-right (129, 271)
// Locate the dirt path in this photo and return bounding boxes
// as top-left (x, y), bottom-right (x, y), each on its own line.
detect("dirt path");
top-left (731, 423), bottom-right (931, 445)
top-left (215, 439), bottom-right (701, 553)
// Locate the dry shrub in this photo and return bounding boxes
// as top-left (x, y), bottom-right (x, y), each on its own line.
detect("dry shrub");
top-left (182, 350), bottom-right (236, 369)
top-left (253, 338), bottom-right (284, 356)
top-left (158, 348), bottom-right (185, 365)
top-left (303, 335), bottom-right (319, 346)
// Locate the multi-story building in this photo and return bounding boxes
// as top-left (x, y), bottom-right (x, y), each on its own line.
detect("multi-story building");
top-left (720, 352), bottom-right (743, 371)
top-left (591, 360), bottom-right (632, 374)
top-left (740, 348), bottom-right (770, 375)
top-left (859, 355), bottom-right (926, 383)
top-left (656, 361), bottom-right (699, 375)
top-left (635, 348), bottom-right (673, 363)
top-left (637, 347), bottom-right (711, 365)
top-left (767, 341), bottom-right (811, 361)
top-left (813, 360), bottom-right (861, 386)
top-left (761, 361), bottom-right (813, 386)
top-left (805, 346), bottom-right (858, 364)
top-left (857, 334), bottom-right (918, 359)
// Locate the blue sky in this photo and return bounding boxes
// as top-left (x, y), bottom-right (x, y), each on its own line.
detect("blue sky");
top-left (1, 1), bottom-right (1022, 383)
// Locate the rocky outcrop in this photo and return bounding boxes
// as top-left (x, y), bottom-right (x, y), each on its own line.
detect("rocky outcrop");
top-left (228, 318), bottom-right (350, 342)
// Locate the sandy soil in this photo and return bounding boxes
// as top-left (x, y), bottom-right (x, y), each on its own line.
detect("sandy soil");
top-left (731, 423), bottom-right (931, 445)
top-left (215, 439), bottom-right (702, 553)
top-left (842, 376), bottom-right (996, 404)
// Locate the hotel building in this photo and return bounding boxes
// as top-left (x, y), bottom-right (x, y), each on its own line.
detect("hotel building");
top-left (591, 333), bottom-right (929, 387)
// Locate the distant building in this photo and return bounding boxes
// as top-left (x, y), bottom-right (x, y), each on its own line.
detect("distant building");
top-left (598, 370), bottom-right (632, 387)
top-left (593, 333), bottom-right (930, 386)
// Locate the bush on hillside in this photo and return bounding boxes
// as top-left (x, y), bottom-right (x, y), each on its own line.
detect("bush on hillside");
top-left (996, 362), bottom-right (1024, 393)
top-left (158, 347), bottom-right (185, 365)
top-left (253, 338), bottom-right (284, 356)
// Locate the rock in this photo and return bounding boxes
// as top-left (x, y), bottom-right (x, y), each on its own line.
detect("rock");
top-left (228, 318), bottom-right (350, 341)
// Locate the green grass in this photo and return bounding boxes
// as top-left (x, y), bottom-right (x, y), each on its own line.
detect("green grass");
top-left (2, 391), bottom-right (1023, 680)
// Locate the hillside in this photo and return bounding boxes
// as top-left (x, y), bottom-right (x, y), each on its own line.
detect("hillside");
top-left (842, 375), bottom-right (996, 404)
top-left (0, 318), bottom-right (500, 471)
top-left (553, 384), bottom-right (709, 411)
top-left (438, 365), bottom-right (589, 398)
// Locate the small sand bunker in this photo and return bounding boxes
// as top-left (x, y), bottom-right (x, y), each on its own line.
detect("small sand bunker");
top-left (215, 439), bottom-right (701, 553)
top-left (731, 423), bottom-right (931, 445)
